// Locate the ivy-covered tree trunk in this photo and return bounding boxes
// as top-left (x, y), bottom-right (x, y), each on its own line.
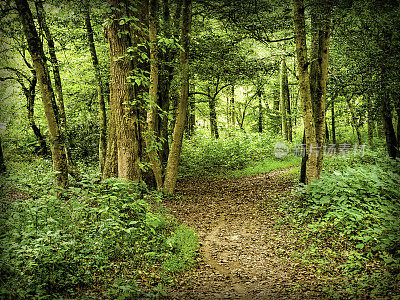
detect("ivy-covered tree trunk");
top-left (163, 0), bottom-right (192, 193)
top-left (84, 0), bottom-right (107, 173)
top-left (35, 0), bottom-right (81, 181)
top-left (106, 0), bottom-right (141, 182)
top-left (16, 0), bottom-right (68, 189)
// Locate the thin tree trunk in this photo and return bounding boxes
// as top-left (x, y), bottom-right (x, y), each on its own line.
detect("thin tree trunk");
top-left (331, 100), bottom-right (336, 144)
top-left (294, 0), bottom-right (318, 183)
top-left (35, 0), bottom-right (81, 181)
top-left (16, 0), bottom-right (68, 189)
top-left (367, 97), bottom-right (374, 148)
top-left (380, 71), bottom-right (398, 158)
top-left (189, 92), bottom-right (195, 135)
top-left (20, 69), bottom-right (48, 155)
top-left (345, 95), bottom-right (362, 144)
top-left (209, 95), bottom-right (219, 139)
top-left (280, 58), bottom-right (288, 140)
top-left (258, 95), bottom-right (263, 133)
top-left (0, 137), bottom-right (6, 174)
top-left (231, 85), bottom-right (236, 126)
top-left (163, 0), bottom-right (192, 194)
top-left (84, 0), bottom-right (107, 173)
top-left (146, 0), bottom-right (163, 190)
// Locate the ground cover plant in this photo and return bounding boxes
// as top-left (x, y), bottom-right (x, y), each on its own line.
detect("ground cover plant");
top-left (0, 161), bottom-right (199, 299)
top-left (282, 150), bottom-right (400, 298)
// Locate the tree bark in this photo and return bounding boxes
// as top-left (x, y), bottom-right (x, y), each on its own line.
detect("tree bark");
top-left (106, 0), bottom-right (142, 181)
top-left (84, 0), bottom-right (107, 173)
top-left (163, 0), bottom-right (192, 193)
top-left (294, 0), bottom-right (318, 183)
top-left (16, 0), bottom-right (68, 189)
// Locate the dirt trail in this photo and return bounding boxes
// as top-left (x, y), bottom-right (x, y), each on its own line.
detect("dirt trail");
top-left (163, 170), bottom-right (327, 299)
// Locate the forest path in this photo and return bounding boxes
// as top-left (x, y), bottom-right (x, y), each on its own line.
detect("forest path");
top-left (163, 169), bottom-right (326, 299)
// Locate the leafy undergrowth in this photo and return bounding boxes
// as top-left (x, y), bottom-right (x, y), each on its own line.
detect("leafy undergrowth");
top-left (227, 155), bottom-right (300, 178)
top-left (179, 131), bottom-right (293, 177)
top-left (0, 160), bottom-right (199, 299)
top-left (283, 152), bottom-right (400, 298)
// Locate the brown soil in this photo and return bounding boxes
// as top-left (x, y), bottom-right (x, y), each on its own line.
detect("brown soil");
top-left (163, 170), bottom-right (329, 299)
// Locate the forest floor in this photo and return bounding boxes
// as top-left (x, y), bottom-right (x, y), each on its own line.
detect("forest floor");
top-left (163, 169), bottom-right (330, 299)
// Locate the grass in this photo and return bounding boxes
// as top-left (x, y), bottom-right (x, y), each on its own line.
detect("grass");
top-left (227, 155), bottom-right (301, 178)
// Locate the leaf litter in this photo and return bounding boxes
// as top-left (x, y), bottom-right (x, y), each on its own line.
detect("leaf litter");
top-left (163, 169), bottom-right (328, 299)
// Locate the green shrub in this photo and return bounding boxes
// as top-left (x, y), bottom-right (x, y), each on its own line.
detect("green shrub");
top-left (162, 225), bottom-right (199, 273)
top-left (299, 158), bottom-right (400, 259)
top-left (0, 177), bottom-right (199, 298)
top-left (180, 131), bottom-right (285, 175)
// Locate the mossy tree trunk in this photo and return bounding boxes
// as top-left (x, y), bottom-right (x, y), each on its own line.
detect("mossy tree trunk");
top-left (163, 0), bottom-right (192, 193)
top-left (105, 0), bottom-right (142, 182)
top-left (294, 0), bottom-right (331, 183)
top-left (16, 0), bottom-right (68, 189)
top-left (35, 0), bottom-right (81, 181)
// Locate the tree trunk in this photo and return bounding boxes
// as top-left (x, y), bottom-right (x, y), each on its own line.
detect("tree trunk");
top-left (106, 0), bottom-right (142, 181)
top-left (35, 0), bottom-right (81, 181)
top-left (367, 97), bottom-right (374, 148)
top-left (189, 92), bottom-right (196, 135)
top-left (163, 0), bottom-right (192, 194)
top-left (230, 85), bottom-right (236, 126)
top-left (0, 137), bottom-right (6, 174)
top-left (102, 110), bottom-right (118, 179)
top-left (146, 0), bottom-right (163, 190)
top-left (310, 3), bottom-right (330, 175)
top-left (294, 0), bottom-right (318, 183)
top-left (16, 0), bottom-right (68, 189)
top-left (209, 95), bottom-right (219, 139)
top-left (280, 58), bottom-right (288, 140)
top-left (331, 100), bottom-right (336, 144)
top-left (21, 69), bottom-right (48, 155)
top-left (84, 0), bottom-right (107, 173)
top-left (258, 94), bottom-right (263, 133)
top-left (345, 95), bottom-right (362, 144)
